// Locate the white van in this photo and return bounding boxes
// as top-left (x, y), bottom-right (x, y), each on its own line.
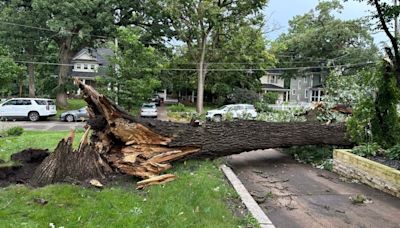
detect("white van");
top-left (0, 98), bottom-right (57, 121)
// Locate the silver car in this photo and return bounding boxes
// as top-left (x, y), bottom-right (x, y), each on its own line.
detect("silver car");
top-left (60, 107), bottom-right (88, 122)
top-left (140, 103), bottom-right (157, 118)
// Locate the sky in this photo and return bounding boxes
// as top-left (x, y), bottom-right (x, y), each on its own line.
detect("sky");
top-left (264, 0), bottom-right (389, 46)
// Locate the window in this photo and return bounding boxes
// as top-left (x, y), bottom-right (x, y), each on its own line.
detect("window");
top-left (270, 75), bottom-right (276, 84)
top-left (304, 77), bottom-right (307, 83)
top-left (35, 100), bottom-right (47, 105)
top-left (305, 90), bottom-right (309, 99)
top-left (76, 64), bottom-right (81, 69)
top-left (15, 100), bottom-right (31, 105)
top-left (292, 89), bottom-right (296, 95)
top-left (90, 65), bottom-right (95, 70)
top-left (298, 80), bottom-right (301, 89)
top-left (84, 64), bottom-right (88, 70)
top-left (3, 100), bottom-right (16, 106)
top-left (311, 90), bottom-right (324, 102)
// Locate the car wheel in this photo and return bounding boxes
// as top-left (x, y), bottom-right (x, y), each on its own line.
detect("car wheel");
top-left (65, 114), bottom-right (75, 122)
top-left (28, 111), bottom-right (40, 122)
top-left (212, 115), bottom-right (222, 122)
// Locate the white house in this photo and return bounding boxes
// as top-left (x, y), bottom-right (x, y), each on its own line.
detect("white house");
top-left (69, 48), bottom-right (114, 95)
top-left (260, 72), bottom-right (290, 103)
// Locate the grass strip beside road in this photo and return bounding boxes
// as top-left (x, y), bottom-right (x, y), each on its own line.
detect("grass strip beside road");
top-left (0, 131), bottom-right (253, 227)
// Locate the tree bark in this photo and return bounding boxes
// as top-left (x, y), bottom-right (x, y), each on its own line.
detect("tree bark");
top-left (196, 36), bottom-right (208, 113)
top-left (28, 63), bottom-right (35, 97)
top-left (56, 37), bottom-right (73, 107)
top-left (32, 81), bottom-right (352, 188)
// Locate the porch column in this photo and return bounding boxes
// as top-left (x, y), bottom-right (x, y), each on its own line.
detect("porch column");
top-left (318, 89), bottom-right (321, 102)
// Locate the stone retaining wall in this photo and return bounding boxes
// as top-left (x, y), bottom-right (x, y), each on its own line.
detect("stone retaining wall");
top-left (333, 149), bottom-right (400, 198)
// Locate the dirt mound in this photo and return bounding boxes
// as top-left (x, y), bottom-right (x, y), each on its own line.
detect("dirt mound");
top-left (0, 149), bottom-right (49, 187)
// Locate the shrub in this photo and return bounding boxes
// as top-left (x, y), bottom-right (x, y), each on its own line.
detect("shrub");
top-left (282, 146), bottom-right (334, 170)
top-left (262, 92), bottom-right (279, 104)
top-left (352, 143), bottom-right (383, 157)
top-left (254, 102), bottom-right (273, 112)
top-left (386, 144), bottom-right (400, 160)
top-left (168, 103), bottom-right (187, 112)
top-left (6, 126), bottom-right (24, 136)
top-left (227, 88), bottom-right (259, 104)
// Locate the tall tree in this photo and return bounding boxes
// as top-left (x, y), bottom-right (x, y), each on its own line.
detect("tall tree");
top-left (162, 0), bottom-right (267, 113)
top-left (274, 0), bottom-right (378, 77)
top-left (0, 46), bottom-right (25, 97)
top-left (0, 0), bottom-right (51, 97)
top-left (97, 27), bottom-right (164, 111)
top-left (30, 0), bottom-right (116, 107)
top-left (349, 0), bottom-right (400, 87)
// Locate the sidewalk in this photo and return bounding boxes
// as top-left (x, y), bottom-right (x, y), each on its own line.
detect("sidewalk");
top-left (227, 149), bottom-right (400, 228)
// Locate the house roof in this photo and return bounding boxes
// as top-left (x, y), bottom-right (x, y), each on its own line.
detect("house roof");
top-left (72, 48), bottom-right (114, 66)
top-left (262, 84), bottom-right (289, 91)
top-left (262, 84), bottom-right (285, 89)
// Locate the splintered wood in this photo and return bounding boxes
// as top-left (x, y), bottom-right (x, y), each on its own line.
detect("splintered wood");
top-left (76, 79), bottom-right (200, 188)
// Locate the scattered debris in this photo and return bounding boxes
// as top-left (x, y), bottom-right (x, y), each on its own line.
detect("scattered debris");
top-left (33, 198), bottom-right (48, 205)
top-left (89, 179), bottom-right (104, 188)
top-left (349, 194), bottom-right (372, 205)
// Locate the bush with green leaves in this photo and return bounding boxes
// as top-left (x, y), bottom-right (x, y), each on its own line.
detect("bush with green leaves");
top-left (226, 88), bottom-right (259, 104)
top-left (282, 146), bottom-right (334, 171)
top-left (262, 92), bottom-right (279, 104)
top-left (386, 144), bottom-right (400, 160)
top-left (256, 109), bottom-right (306, 122)
top-left (6, 126), bottom-right (24, 136)
top-left (346, 65), bottom-right (400, 149)
top-left (254, 102), bottom-right (273, 112)
top-left (352, 143), bottom-right (383, 157)
top-left (168, 103), bottom-right (188, 112)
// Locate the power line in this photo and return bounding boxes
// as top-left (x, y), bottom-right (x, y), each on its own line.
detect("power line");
top-left (0, 21), bottom-right (110, 39)
top-left (3, 58), bottom-right (375, 71)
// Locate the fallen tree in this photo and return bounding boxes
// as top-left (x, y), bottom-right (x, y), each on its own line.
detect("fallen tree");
top-left (29, 81), bottom-right (352, 188)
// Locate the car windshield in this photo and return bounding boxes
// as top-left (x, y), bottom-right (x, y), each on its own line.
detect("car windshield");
top-left (218, 105), bottom-right (227, 110)
top-left (142, 104), bottom-right (155, 108)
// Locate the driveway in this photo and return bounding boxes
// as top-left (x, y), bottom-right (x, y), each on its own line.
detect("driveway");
top-left (227, 149), bottom-right (400, 228)
top-left (0, 120), bottom-right (85, 131)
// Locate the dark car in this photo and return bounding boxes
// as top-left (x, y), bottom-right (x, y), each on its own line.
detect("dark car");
top-left (60, 107), bottom-right (88, 122)
top-left (150, 95), bottom-right (161, 106)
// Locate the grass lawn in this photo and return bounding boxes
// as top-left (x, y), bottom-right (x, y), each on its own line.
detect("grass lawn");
top-left (0, 131), bottom-right (254, 227)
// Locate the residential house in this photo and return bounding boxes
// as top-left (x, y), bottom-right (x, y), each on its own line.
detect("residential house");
top-left (289, 71), bottom-right (325, 103)
top-left (260, 71), bottom-right (290, 103)
top-left (69, 48), bottom-right (114, 95)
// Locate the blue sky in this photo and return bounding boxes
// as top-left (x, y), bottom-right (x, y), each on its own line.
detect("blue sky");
top-left (264, 0), bottom-right (388, 46)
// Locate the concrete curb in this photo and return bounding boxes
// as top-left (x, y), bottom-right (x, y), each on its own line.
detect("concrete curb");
top-left (220, 165), bottom-right (275, 228)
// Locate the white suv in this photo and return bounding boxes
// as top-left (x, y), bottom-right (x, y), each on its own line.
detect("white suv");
top-left (0, 98), bottom-right (57, 121)
top-left (206, 104), bottom-right (258, 122)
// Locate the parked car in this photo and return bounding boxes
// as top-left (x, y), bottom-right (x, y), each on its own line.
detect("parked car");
top-left (206, 104), bottom-right (258, 122)
top-left (150, 95), bottom-right (161, 106)
top-left (0, 98), bottom-right (57, 122)
top-left (60, 107), bottom-right (88, 122)
top-left (140, 103), bottom-right (157, 118)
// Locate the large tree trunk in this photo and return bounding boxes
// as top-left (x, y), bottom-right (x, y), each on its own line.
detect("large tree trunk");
top-left (196, 37), bottom-right (208, 113)
top-left (28, 63), bottom-right (35, 97)
top-left (31, 81), bottom-right (352, 188)
top-left (56, 37), bottom-right (72, 108)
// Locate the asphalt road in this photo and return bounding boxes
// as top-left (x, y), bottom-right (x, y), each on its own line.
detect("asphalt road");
top-left (0, 106), bottom-right (169, 131)
top-left (228, 149), bottom-right (400, 228)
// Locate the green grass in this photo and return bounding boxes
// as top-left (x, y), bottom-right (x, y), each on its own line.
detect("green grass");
top-left (55, 99), bottom-right (87, 118)
top-left (0, 131), bottom-right (83, 161)
top-left (0, 131), bottom-right (253, 227)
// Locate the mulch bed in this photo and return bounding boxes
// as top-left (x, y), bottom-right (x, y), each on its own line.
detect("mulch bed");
top-left (368, 156), bottom-right (400, 170)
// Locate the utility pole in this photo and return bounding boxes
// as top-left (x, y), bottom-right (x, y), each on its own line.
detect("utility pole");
top-left (115, 37), bottom-right (119, 105)
top-left (395, 0), bottom-right (399, 38)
